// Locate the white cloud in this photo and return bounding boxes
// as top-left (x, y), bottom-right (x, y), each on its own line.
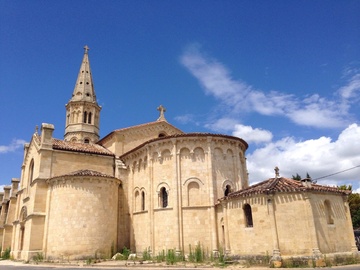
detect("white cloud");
top-left (174, 114), bottom-right (196, 125)
top-left (232, 124), bottom-right (273, 144)
top-left (0, 139), bottom-right (26, 154)
top-left (204, 118), bottom-right (239, 132)
top-left (338, 73), bottom-right (360, 100)
top-left (246, 124), bottom-right (360, 188)
top-left (180, 45), bottom-right (357, 129)
top-left (205, 118), bottom-right (273, 144)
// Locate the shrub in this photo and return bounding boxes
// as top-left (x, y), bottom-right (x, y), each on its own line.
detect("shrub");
top-left (142, 247), bottom-right (151, 261)
top-left (166, 249), bottom-right (176, 265)
top-left (32, 252), bottom-right (44, 262)
top-left (156, 250), bottom-right (165, 262)
top-left (121, 246), bottom-right (131, 259)
top-left (1, 248), bottom-right (10, 260)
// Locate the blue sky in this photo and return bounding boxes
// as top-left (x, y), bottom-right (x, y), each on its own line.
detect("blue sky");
top-left (1, 1), bottom-right (360, 190)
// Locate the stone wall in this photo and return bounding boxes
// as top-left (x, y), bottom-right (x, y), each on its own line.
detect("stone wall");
top-left (122, 134), bottom-right (248, 255)
top-left (45, 176), bottom-right (120, 259)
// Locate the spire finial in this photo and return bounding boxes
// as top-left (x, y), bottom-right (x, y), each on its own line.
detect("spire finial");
top-left (35, 125), bottom-right (39, 134)
top-left (157, 105), bottom-right (167, 121)
top-left (274, 166), bottom-right (280, 178)
top-left (84, 45), bottom-right (90, 54)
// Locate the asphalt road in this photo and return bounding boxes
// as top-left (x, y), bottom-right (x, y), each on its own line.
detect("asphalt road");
top-left (1, 266), bottom-right (360, 270)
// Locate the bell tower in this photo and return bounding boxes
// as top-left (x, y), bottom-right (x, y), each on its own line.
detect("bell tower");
top-left (64, 46), bottom-right (101, 143)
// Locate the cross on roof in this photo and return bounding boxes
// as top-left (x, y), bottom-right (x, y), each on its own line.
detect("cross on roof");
top-left (274, 166), bottom-right (280, 178)
top-left (84, 45), bottom-right (90, 54)
top-left (157, 105), bottom-right (166, 121)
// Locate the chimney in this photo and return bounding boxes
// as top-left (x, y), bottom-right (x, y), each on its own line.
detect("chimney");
top-left (41, 123), bottom-right (54, 149)
top-left (3, 186), bottom-right (11, 201)
top-left (10, 178), bottom-right (20, 198)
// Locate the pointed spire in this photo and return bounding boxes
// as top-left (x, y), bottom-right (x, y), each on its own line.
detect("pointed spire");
top-left (70, 45), bottom-right (97, 103)
top-left (64, 46), bottom-right (101, 144)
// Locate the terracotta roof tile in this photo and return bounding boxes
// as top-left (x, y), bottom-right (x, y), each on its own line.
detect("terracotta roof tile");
top-left (52, 139), bottom-right (114, 156)
top-left (120, 132), bottom-right (248, 158)
top-left (98, 120), bottom-right (183, 145)
top-left (224, 177), bottom-right (349, 200)
top-left (49, 169), bottom-right (115, 179)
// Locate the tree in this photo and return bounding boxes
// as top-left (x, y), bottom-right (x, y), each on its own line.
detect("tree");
top-left (292, 172), bottom-right (313, 182)
top-left (292, 173), bottom-right (302, 181)
top-left (338, 185), bottom-right (360, 229)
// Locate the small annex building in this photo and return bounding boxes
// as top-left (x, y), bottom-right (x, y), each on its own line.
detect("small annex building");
top-left (0, 47), bottom-right (357, 261)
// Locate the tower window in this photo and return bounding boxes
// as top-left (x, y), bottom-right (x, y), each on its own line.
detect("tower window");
top-left (83, 111), bottom-right (87, 123)
top-left (88, 112), bottom-right (92, 124)
top-left (84, 139), bottom-right (90, 144)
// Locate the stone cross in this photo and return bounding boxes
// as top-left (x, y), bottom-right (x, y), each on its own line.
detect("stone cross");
top-left (84, 45), bottom-right (90, 54)
top-left (274, 166), bottom-right (280, 178)
top-left (157, 105), bottom-right (166, 121)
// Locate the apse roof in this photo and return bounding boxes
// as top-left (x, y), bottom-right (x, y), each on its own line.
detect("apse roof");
top-left (223, 177), bottom-right (349, 200)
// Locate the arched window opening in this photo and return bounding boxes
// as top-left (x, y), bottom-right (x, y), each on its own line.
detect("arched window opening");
top-left (188, 182), bottom-right (200, 206)
top-left (83, 111), bottom-right (88, 123)
top-left (134, 191), bottom-right (140, 212)
top-left (28, 159), bottom-right (34, 186)
top-left (19, 207), bottom-right (27, 251)
top-left (243, 203), bottom-right (253, 227)
top-left (20, 226), bottom-right (25, 250)
top-left (158, 133), bottom-right (166, 137)
top-left (324, 200), bottom-right (334, 224)
top-left (224, 185), bottom-right (231, 196)
top-left (88, 112), bottom-right (92, 124)
top-left (141, 191), bottom-right (145, 211)
top-left (160, 187), bottom-right (168, 208)
top-left (84, 139), bottom-right (90, 144)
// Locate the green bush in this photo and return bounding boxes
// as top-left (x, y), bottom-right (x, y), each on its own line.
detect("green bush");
top-left (32, 252), bottom-right (44, 262)
top-left (142, 247), bottom-right (151, 261)
top-left (1, 248), bottom-right (10, 260)
top-left (156, 250), bottom-right (165, 262)
top-left (121, 246), bottom-right (131, 259)
top-left (166, 249), bottom-right (176, 265)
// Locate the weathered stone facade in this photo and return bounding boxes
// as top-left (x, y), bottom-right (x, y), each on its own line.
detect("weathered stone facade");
top-left (0, 47), bottom-right (357, 261)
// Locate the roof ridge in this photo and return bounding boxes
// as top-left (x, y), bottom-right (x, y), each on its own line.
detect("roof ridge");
top-left (225, 176), bottom-right (348, 200)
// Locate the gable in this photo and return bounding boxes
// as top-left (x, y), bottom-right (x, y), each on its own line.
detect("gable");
top-left (98, 120), bottom-right (184, 156)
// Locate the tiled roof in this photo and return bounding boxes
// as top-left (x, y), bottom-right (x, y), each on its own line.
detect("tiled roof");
top-left (98, 120), bottom-right (184, 145)
top-left (120, 132), bottom-right (248, 158)
top-left (52, 139), bottom-right (114, 156)
top-left (50, 169), bottom-right (115, 179)
top-left (224, 177), bottom-right (349, 200)
top-left (53, 170), bottom-right (114, 178)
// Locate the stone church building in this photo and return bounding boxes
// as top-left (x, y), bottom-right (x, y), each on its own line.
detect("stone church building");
top-left (0, 47), bottom-right (357, 261)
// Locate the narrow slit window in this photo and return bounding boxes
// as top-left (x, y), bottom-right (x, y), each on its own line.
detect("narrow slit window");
top-left (141, 191), bottom-right (145, 211)
top-left (160, 187), bottom-right (168, 208)
top-left (243, 203), bottom-right (253, 227)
